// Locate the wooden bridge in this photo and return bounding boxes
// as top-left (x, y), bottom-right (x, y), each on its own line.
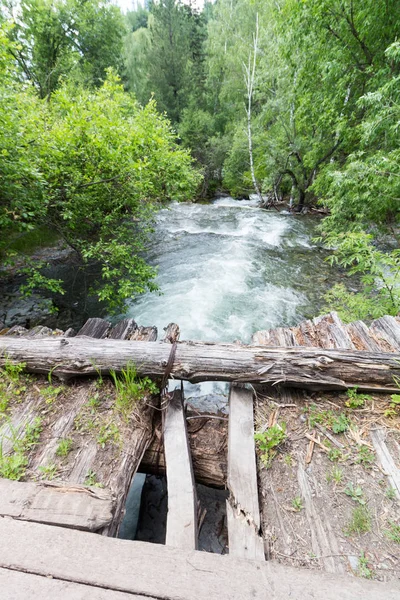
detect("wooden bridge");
top-left (0, 314), bottom-right (399, 598)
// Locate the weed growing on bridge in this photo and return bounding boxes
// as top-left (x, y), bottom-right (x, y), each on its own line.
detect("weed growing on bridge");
top-left (56, 438), bottom-right (73, 458)
top-left (345, 505), bottom-right (371, 536)
top-left (254, 422), bottom-right (287, 467)
top-left (110, 363), bottom-right (158, 417)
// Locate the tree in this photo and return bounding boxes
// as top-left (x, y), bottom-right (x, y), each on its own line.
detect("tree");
top-left (0, 57), bottom-right (201, 311)
top-left (6, 0), bottom-right (125, 98)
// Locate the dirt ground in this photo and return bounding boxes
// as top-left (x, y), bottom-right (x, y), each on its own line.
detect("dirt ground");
top-left (255, 386), bottom-right (400, 582)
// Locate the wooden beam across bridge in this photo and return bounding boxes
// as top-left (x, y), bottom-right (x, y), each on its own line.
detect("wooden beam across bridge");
top-left (0, 336), bottom-right (399, 392)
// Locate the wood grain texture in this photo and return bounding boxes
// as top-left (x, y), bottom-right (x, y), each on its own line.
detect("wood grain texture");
top-left (0, 479), bottom-right (114, 531)
top-left (0, 567), bottom-right (147, 600)
top-left (164, 389), bottom-right (198, 550)
top-left (226, 385), bottom-right (264, 560)
top-left (0, 518), bottom-right (398, 600)
top-left (370, 428), bottom-right (400, 500)
top-left (1, 336), bottom-right (400, 391)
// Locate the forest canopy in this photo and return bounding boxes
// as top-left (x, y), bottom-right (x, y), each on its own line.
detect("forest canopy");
top-left (0, 0), bottom-right (399, 320)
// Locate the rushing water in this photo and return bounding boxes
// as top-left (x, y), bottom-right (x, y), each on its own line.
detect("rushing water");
top-left (126, 197), bottom-right (337, 343)
top-left (125, 197), bottom-right (341, 411)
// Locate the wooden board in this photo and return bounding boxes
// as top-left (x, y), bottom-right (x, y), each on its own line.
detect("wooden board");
top-left (1, 336), bottom-right (400, 391)
top-left (0, 478), bottom-right (114, 531)
top-left (141, 411), bottom-right (227, 488)
top-left (370, 428), bottom-right (400, 500)
top-left (0, 518), bottom-right (398, 600)
top-left (226, 385), bottom-right (264, 560)
top-left (0, 567), bottom-right (147, 600)
top-left (164, 389), bottom-right (198, 550)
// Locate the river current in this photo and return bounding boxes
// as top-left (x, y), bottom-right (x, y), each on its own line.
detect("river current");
top-left (125, 197), bottom-right (339, 411)
top-left (127, 197), bottom-right (334, 343)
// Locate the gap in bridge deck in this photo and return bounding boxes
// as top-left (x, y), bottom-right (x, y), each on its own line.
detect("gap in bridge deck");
top-left (119, 473), bottom-right (229, 554)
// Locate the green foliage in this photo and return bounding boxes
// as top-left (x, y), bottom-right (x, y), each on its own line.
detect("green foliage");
top-left (96, 422), bottom-right (120, 449)
top-left (344, 482), bottom-right (366, 505)
top-left (7, 0), bottom-right (126, 98)
top-left (85, 469), bottom-right (103, 487)
top-left (385, 393), bottom-right (400, 418)
top-left (327, 447), bottom-right (344, 462)
top-left (385, 486), bottom-right (397, 501)
top-left (345, 388), bottom-right (372, 409)
top-left (41, 385), bottom-right (64, 405)
top-left (110, 363), bottom-right (158, 416)
top-left (291, 496), bottom-right (304, 511)
top-left (326, 466), bottom-right (343, 485)
top-left (254, 422), bottom-right (287, 467)
top-left (356, 445), bottom-right (375, 468)
top-left (56, 438), bottom-right (73, 458)
top-left (332, 413), bottom-right (350, 434)
top-left (38, 463), bottom-right (58, 480)
top-left (345, 505), bottom-right (372, 536)
top-left (0, 417), bottom-right (42, 480)
top-left (384, 522), bottom-right (400, 544)
top-left (0, 60), bottom-right (200, 312)
top-left (322, 233), bottom-right (400, 322)
top-left (0, 360), bottom-right (29, 415)
top-left (358, 552), bottom-right (374, 579)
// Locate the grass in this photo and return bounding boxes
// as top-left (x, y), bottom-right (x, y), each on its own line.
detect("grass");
top-left (344, 505), bottom-right (371, 536)
top-left (384, 522), bottom-right (400, 544)
top-left (254, 422), bottom-right (287, 467)
top-left (326, 466), bottom-right (343, 485)
top-left (38, 463), bottom-right (58, 480)
top-left (356, 445), bottom-right (375, 468)
top-left (291, 496), bottom-right (304, 511)
top-left (327, 447), bottom-right (343, 462)
top-left (110, 363), bottom-right (158, 416)
top-left (358, 551), bottom-right (374, 579)
top-left (96, 422), bottom-right (120, 449)
top-left (0, 417), bottom-right (42, 480)
top-left (41, 385), bottom-right (64, 405)
top-left (0, 359), bottom-right (29, 416)
top-left (56, 437), bottom-right (73, 458)
top-left (385, 486), bottom-right (397, 501)
top-left (85, 469), bottom-right (103, 487)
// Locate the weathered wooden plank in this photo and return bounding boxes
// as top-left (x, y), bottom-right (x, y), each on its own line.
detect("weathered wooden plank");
top-left (226, 385), bottom-right (264, 560)
top-left (1, 337), bottom-right (400, 391)
top-left (77, 318), bottom-right (111, 339)
top-left (370, 428), bottom-right (400, 500)
top-left (369, 316), bottom-right (400, 352)
top-left (141, 412), bottom-right (227, 488)
top-left (130, 325), bottom-right (157, 341)
top-left (0, 519), bottom-right (398, 600)
top-left (345, 321), bottom-right (382, 352)
top-left (164, 389), bottom-right (198, 550)
top-left (297, 464), bottom-right (345, 574)
top-left (0, 567), bottom-right (147, 600)
top-left (313, 312), bottom-right (355, 350)
top-left (108, 319), bottom-right (137, 340)
top-left (0, 479), bottom-right (114, 531)
top-left (162, 322), bottom-right (180, 343)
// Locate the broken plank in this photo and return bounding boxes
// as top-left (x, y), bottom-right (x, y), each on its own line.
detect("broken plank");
top-left (370, 428), bottom-right (400, 500)
top-left (164, 389), bottom-right (198, 550)
top-left (77, 318), bottom-right (111, 339)
top-left (0, 479), bottom-right (114, 531)
top-left (226, 384), bottom-right (264, 561)
top-left (0, 518), bottom-right (398, 600)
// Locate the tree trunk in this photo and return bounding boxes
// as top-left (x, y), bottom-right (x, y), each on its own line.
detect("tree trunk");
top-left (0, 337), bottom-right (399, 392)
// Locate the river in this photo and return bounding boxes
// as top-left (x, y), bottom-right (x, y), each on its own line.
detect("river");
top-left (124, 197), bottom-right (341, 412)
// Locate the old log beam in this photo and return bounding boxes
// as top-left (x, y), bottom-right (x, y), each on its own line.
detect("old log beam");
top-left (0, 337), bottom-right (399, 392)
